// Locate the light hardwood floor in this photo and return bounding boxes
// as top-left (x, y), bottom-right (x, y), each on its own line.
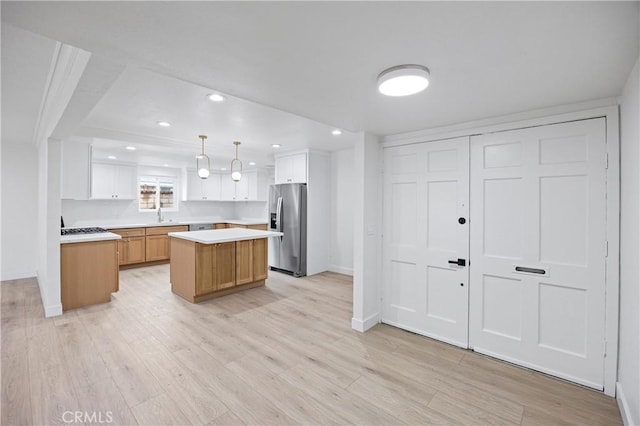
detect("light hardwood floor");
top-left (2, 265), bottom-right (622, 425)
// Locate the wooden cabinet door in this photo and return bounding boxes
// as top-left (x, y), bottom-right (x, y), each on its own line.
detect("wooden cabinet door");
top-left (252, 239), bottom-right (268, 281)
top-left (196, 244), bottom-right (216, 295)
top-left (126, 236), bottom-right (146, 264)
top-left (216, 242), bottom-right (236, 289)
top-left (226, 224), bottom-right (247, 229)
top-left (145, 235), bottom-right (169, 261)
top-left (236, 240), bottom-right (254, 285)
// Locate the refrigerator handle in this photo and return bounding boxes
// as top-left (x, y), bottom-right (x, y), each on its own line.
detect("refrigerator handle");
top-left (276, 197), bottom-right (283, 235)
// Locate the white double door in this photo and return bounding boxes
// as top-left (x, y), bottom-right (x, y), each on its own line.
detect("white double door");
top-left (382, 119), bottom-right (607, 389)
top-left (382, 137), bottom-right (470, 348)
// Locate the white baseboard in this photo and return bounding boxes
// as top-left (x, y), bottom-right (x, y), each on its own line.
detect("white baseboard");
top-left (351, 312), bottom-right (379, 332)
top-left (617, 382), bottom-right (637, 426)
top-left (328, 264), bottom-right (353, 276)
top-left (0, 270), bottom-right (37, 282)
top-left (44, 303), bottom-right (63, 318)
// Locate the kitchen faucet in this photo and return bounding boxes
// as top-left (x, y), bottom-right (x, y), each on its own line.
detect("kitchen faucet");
top-left (157, 206), bottom-right (163, 223)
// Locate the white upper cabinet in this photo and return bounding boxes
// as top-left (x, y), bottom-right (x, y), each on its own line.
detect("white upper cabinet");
top-left (275, 152), bottom-right (307, 184)
top-left (61, 140), bottom-right (91, 200)
top-left (91, 163), bottom-right (137, 199)
top-left (220, 173), bottom-right (236, 201)
top-left (186, 171), bottom-right (221, 200)
top-left (235, 170), bottom-right (258, 201)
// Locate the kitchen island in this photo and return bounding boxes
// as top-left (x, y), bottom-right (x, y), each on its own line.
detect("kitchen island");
top-left (168, 228), bottom-right (283, 303)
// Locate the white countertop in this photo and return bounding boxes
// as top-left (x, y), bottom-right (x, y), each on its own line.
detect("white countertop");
top-left (169, 228), bottom-right (283, 244)
top-left (60, 232), bottom-right (122, 244)
top-left (69, 217), bottom-right (268, 229)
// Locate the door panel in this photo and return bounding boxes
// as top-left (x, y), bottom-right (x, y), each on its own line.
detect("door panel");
top-left (470, 118), bottom-right (606, 390)
top-left (382, 137), bottom-right (470, 348)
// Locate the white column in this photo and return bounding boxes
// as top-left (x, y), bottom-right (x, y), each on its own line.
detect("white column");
top-left (352, 132), bottom-right (382, 332)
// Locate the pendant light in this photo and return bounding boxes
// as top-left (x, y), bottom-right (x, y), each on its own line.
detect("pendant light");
top-left (196, 134), bottom-right (210, 179)
top-left (231, 141), bottom-right (242, 182)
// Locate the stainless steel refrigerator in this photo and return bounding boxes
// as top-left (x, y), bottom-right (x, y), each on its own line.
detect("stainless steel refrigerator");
top-left (268, 183), bottom-right (307, 277)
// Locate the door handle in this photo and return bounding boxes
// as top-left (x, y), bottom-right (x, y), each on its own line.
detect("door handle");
top-left (448, 258), bottom-right (466, 267)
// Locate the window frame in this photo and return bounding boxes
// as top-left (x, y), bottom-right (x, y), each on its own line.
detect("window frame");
top-left (138, 175), bottom-right (179, 212)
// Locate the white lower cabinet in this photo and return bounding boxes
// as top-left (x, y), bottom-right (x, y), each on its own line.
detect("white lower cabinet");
top-left (91, 163), bottom-right (137, 200)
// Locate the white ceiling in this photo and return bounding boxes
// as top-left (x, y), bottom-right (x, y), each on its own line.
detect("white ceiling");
top-left (2, 2), bottom-right (639, 165)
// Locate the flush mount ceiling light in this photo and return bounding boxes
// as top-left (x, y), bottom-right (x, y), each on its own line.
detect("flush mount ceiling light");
top-left (196, 134), bottom-right (210, 179)
top-left (231, 141), bottom-right (243, 182)
top-left (157, 121), bottom-right (171, 127)
top-left (332, 129), bottom-right (342, 136)
top-left (377, 64), bottom-right (430, 97)
top-left (208, 93), bottom-right (225, 102)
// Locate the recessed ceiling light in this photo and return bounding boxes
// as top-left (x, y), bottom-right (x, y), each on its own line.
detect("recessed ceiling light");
top-left (377, 64), bottom-right (430, 97)
top-left (208, 93), bottom-right (225, 102)
top-left (163, 164), bottom-right (169, 167)
top-left (125, 146), bottom-right (136, 151)
top-left (221, 167), bottom-right (227, 171)
top-left (157, 121), bottom-right (171, 127)
top-left (249, 162), bottom-right (256, 166)
top-left (107, 155), bottom-right (117, 160)
top-left (332, 129), bottom-right (342, 136)
top-left (271, 144), bottom-right (281, 148)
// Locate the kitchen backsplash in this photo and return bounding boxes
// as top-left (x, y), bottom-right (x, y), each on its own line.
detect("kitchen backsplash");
top-left (61, 199), bottom-right (266, 227)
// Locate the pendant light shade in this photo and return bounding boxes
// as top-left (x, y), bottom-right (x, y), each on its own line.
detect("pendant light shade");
top-left (377, 64), bottom-right (430, 96)
top-left (196, 134), bottom-right (210, 179)
top-left (231, 141), bottom-right (242, 182)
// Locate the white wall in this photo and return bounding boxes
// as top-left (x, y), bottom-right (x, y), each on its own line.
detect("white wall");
top-left (618, 56), bottom-right (640, 426)
top-left (352, 132), bottom-right (382, 332)
top-left (1, 144), bottom-right (39, 281)
top-left (329, 148), bottom-right (354, 275)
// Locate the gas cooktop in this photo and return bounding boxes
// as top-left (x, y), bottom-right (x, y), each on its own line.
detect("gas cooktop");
top-left (61, 227), bottom-right (108, 236)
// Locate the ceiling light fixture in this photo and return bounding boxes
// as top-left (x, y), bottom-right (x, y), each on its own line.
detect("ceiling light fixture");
top-left (208, 93), bottom-right (225, 102)
top-left (107, 155), bottom-right (117, 160)
top-left (125, 146), bottom-right (136, 151)
top-left (249, 162), bottom-right (256, 166)
top-left (377, 64), bottom-right (430, 97)
top-left (231, 141), bottom-right (243, 182)
top-left (196, 134), bottom-right (210, 179)
top-left (271, 144), bottom-right (281, 148)
top-left (157, 121), bottom-right (171, 127)
top-left (332, 129), bottom-right (342, 136)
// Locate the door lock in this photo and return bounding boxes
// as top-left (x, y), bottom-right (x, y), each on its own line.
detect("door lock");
top-left (448, 258), bottom-right (466, 267)
top-left (458, 217), bottom-right (466, 224)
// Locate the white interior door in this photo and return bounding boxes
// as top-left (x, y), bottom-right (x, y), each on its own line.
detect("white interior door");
top-left (469, 118), bottom-right (607, 389)
top-left (382, 137), bottom-right (470, 348)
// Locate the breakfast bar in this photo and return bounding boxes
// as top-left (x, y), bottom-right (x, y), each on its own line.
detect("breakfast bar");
top-left (168, 228), bottom-right (283, 303)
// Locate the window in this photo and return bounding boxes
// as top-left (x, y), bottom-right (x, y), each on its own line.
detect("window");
top-left (139, 176), bottom-right (177, 212)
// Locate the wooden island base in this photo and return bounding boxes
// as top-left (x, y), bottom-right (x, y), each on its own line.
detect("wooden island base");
top-left (170, 235), bottom-right (269, 303)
